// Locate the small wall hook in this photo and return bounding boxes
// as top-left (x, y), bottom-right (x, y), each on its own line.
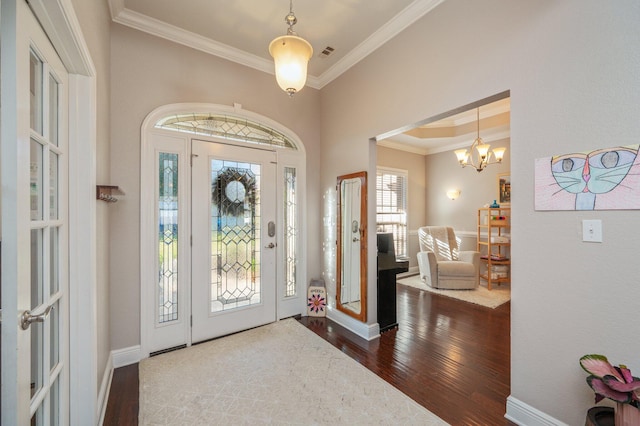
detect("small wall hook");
top-left (96, 185), bottom-right (123, 203)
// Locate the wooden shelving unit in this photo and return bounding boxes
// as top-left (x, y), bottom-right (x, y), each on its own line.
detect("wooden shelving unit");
top-left (477, 207), bottom-right (510, 290)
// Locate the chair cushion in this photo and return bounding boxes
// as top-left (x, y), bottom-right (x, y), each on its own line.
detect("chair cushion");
top-left (419, 226), bottom-right (458, 261)
top-left (438, 261), bottom-right (475, 277)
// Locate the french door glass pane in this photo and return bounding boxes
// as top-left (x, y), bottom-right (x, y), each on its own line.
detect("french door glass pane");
top-left (49, 73), bottom-right (59, 145)
top-left (210, 160), bottom-right (261, 313)
top-left (31, 229), bottom-right (44, 309)
top-left (49, 152), bottom-right (58, 219)
top-left (50, 300), bottom-right (59, 371)
top-left (30, 320), bottom-right (44, 399)
top-left (30, 139), bottom-right (43, 220)
top-left (158, 152), bottom-right (179, 323)
top-left (50, 378), bottom-right (60, 425)
top-left (30, 403), bottom-right (44, 426)
top-left (30, 50), bottom-right (43, 134)
top-left (50, 226), bottom-right (59, 295)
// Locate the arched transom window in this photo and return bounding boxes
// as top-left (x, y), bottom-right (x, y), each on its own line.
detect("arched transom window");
top-left (155, 113), bottom-right (297, 150)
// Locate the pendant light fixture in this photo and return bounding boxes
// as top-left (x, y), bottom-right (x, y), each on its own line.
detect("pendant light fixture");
top-left (269, 0), bottom-right (313, 97)
top-left (454, 108), bottom-right (506, 172)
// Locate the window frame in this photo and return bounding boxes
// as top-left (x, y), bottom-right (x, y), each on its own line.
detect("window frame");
top-left (375, 166), bottom-right (409, 259)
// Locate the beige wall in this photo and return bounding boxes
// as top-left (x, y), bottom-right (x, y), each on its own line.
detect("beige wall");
top-left (424, 139), bottom-right (511, 232)
top-left (69, 0), bottom-right (112, 391)
top-left (378, 140), bottom-right (511, 268)
top-left (376, 145), bottom-right (426, 268)
top-left (109, 25), bottom-right (322, 350)
top-left (103, 1), bottom-right (640, 423)
top-left (322, 1), bottom-right (640, 424)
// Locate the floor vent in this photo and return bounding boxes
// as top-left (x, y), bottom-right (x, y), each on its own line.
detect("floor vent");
top-left (150, 344), bottom-right (187, 357)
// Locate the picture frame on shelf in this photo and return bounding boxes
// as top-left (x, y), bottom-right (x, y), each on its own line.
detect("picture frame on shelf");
top-left (497, 172), bottom-right (511, 205)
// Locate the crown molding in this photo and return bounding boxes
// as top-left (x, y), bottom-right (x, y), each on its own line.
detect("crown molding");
top-left (378, 139), bottom-right (430, 156)
top-left (107, 0), bottom-right (443, 90)
top-left (107, 0), bottom-right (124, 19)
top-left (111, 7), bottom-right (301, 84)
top-left (315, 0), bottom-right (445, 88)
top-left (381, 128), bottom-right (511, 156)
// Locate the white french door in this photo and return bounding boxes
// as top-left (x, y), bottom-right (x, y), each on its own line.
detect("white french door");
top-left (191, 140), bottom-right (277, 342)
top-left (1, 1), bottom-right (69, 424)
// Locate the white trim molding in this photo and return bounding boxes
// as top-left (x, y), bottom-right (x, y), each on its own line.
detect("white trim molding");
top-left (505, 396), bottom-right (569, 426)
top-left (327, 307), bottom-right (381, 341)
top-left (112, 345), bottom-right (142, 368)
top-left (106, 0), bottom-right (444, 90)
top-left (97, 353), bottom-right (114, 426)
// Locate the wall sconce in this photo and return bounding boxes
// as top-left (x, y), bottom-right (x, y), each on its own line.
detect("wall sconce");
top-left (446, 189), bottom-right (460, 200)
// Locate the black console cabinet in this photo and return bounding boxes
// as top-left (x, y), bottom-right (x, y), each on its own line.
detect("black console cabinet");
top-left (377, 268), bottom-right (398, 332)
top-left (377, 233), bottom-right (408, 333)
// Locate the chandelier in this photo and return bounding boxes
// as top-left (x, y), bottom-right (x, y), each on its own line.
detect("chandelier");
top-left (454, 108), bottom-right (506, 172)
top-left (268, 0), bottom-right (313, 97)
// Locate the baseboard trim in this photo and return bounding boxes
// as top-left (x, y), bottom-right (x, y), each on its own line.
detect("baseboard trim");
top-left (112, 345), bottom-right (141, 368)
top-left (97, 352), bottom-right (114, 426)
top-left (505, 396), bottom-right (569, 426)
top-left (326, 307), bottom-right (380, 340)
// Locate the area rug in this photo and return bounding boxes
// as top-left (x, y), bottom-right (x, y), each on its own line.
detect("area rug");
top-left (397, 275), bottom-right (510, 309)
top-left (139, 319), bottom-right (447, 425)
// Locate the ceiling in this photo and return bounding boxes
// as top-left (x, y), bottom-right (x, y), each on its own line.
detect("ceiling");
top-left (108, 0), bottom-right (445, 89)
top-left (108, 0), bottom-right (509, 155)
top-left (379, 97), bottom-right (511, 156)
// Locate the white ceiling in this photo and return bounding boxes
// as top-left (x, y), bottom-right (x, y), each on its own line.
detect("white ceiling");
top-left (378, 97), bottom-right (511, 156)
top-left (108, 0), bottom-right (445, 89)
top-left (108, 0), bottom-right (509, 155)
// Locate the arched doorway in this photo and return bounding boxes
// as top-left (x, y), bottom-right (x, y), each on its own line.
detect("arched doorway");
top-left (139, 103), bottom-right (307, 356)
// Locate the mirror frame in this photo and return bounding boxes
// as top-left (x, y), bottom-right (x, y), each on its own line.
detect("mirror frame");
top-left (336, 171), bottom-right (367, 322)
top-left (497, 172), bottom-right (511, 205)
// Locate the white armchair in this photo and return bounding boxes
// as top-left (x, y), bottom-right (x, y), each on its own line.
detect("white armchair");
top-left (417, 226), bottom-right (479, 290)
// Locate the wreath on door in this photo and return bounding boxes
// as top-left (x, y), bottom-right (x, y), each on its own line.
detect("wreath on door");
top-left (211, 167), bottom-right (257, 217)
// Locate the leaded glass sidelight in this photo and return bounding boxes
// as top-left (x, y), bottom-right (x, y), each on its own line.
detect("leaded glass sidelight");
top-left (210, 160), bottom-right (261, 312)
top-left (158, 152), bottom-right (179, 323)
top-left (284, 167), bottom-right (297, 297)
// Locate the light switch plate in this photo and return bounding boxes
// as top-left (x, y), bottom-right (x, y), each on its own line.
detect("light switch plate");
top-left (582, 219), bottom-right (602, 243)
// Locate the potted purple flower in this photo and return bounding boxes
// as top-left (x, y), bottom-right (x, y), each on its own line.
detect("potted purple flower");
top-left (580, 354), bottom-right (640, 425)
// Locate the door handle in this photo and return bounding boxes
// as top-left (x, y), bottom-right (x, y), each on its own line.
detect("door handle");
top-left (264, 242), bottom-right (276, 249)
top-left (20, 305), bottom-right (53, 330)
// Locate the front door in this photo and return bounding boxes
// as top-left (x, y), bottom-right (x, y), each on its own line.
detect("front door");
top-left (1, 1), bottom-right (69, 423)
top-left (191, 140), bottom-right (277, 342)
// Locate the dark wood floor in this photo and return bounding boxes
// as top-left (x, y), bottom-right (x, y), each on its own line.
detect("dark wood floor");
top-left (104, 282), bottom-right (511, 425)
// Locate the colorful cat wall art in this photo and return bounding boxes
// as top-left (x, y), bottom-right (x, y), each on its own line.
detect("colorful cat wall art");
top-left (534, 144), bottom-right (640, 210)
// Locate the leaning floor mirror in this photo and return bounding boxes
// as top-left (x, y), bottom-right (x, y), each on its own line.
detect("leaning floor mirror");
top-left (336, 171), bottom-right (367, 322)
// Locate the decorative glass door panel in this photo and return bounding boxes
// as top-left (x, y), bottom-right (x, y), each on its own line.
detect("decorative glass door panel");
top-left (210, 161), bottom-right (261, 312)
top-left (192, 140), bottom-right (276, 343)
top-left (158, 152), bottom-right (179, 324)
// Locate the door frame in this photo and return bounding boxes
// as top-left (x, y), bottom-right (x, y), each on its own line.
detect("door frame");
top-left (139, 103), bottom-right (307, 358)
top-left (0, 0), bottom-right (98, 423)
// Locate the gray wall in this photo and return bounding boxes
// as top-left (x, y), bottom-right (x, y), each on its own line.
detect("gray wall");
top-left (109, 25), bottom-right (322, 350)
top-left (70, 0), bottom-right (112, 391)
top-left (321, 1), bottom-right (640, 424)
